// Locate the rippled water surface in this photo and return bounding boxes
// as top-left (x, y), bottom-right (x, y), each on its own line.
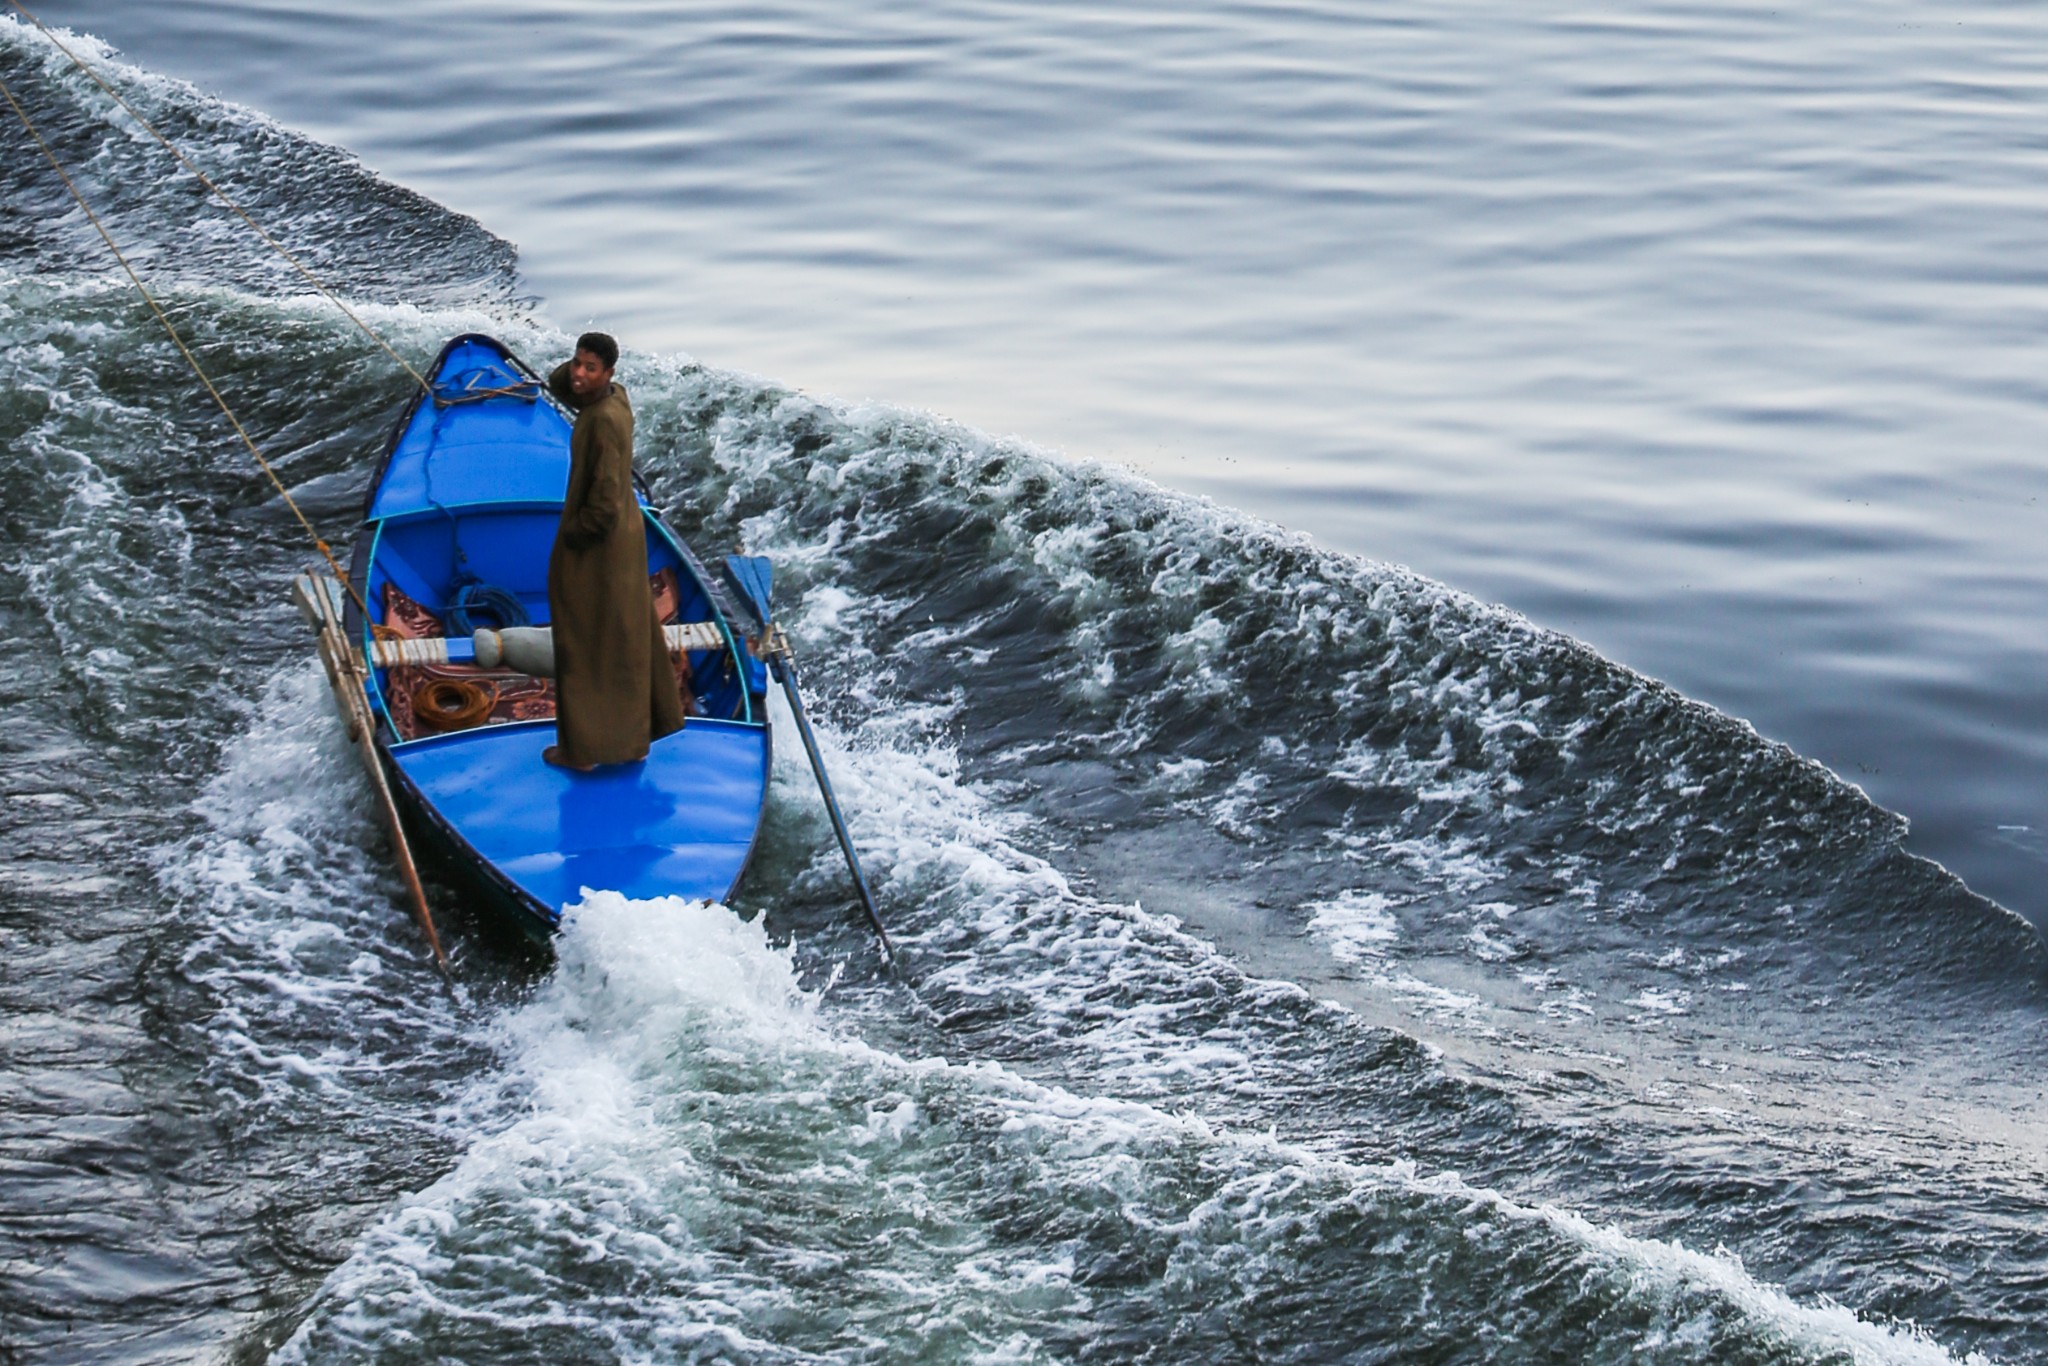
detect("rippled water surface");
top-left (47, 0), bottom-right (2048, 916)
top-left (5, 3), bottom-right (2048, 1362)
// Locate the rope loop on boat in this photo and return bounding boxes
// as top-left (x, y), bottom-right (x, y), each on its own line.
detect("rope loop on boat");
top-left (434, 379), bottom-right (544, 409)
top-left (445, 582), bottom-right (531, 636)
top-left (412, 677), bottom-right (499, 732)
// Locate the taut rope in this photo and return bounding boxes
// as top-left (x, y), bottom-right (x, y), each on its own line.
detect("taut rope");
top-left (5, 0), bottom-right (432, 394)
top-left (0, 72), bottom-right (370, 615)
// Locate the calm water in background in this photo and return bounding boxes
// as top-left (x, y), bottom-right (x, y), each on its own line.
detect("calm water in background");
top-left (11, 4), bottom-right (2048, 1362)
top-left (47, 0), bottom-right (2048, 918)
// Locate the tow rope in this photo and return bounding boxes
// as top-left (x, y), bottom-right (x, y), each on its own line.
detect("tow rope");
top-left (2, 21), bottom-right (459, 973)
top-left (5, 0), bottom-right (433, 395)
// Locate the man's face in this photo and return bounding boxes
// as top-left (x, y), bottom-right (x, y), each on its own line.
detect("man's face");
top-left (568, 348), bottom-right (614, 400)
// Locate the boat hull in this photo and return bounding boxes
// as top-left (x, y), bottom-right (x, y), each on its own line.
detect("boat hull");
top-left (344, 333), bottom-right (773, 945)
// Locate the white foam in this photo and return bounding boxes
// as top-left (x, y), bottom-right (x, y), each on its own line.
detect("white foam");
top-left (1630, 988), bottom-right (1694, 1018)
top-left (1304, 889), bottom-right (1401, 963)
top-left (160, 664), bottom-right (477, 1120)
top-left (275, 891), bottom-right (1098, 1359)
top-left (282, 870), bottom-right (1982, 1364)
top-left (1465, 922), bottom-right (1518, 962)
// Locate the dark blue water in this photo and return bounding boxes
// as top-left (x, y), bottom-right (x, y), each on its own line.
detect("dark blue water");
top-left (47, 0), bottom-right (2048, 921)
top-left (5, 5), bottom-right (2048, 1362)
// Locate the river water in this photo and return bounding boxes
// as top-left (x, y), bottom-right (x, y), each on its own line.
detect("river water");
top-left (4, 3), bottom-right (2047, 1362)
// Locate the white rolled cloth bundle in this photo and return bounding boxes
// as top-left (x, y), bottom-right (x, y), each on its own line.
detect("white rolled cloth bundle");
top-left (370, 621), bottom-right (726, 675)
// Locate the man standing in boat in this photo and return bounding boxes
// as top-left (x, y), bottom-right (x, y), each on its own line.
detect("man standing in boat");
top-left (543, 332), bottom-right (685, 771)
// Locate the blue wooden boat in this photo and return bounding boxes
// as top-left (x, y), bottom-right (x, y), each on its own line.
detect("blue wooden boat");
top-left (308, 333), bottom-right (776, 945)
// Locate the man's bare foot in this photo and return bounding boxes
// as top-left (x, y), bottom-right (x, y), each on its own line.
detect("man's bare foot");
top-left (542, 745), bottom-right (597, 773)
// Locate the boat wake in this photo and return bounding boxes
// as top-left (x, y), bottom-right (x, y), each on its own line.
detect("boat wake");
top-left (1, 13), bottom-right (2043, 1363)
top-left (277, 886), bottom-right (1983, 1366)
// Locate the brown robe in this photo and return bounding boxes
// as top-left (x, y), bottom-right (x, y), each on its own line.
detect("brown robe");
top-left (545, 363), bottom-right (685, 765)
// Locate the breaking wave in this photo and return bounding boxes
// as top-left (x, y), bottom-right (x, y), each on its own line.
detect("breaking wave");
top-left (1, 11), bottom-right (2041, 1363)
top-left (278, 890), bottom-right (1986, 1365)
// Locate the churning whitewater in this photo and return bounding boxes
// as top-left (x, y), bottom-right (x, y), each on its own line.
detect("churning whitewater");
top-left (3, 16), bottom-right (2046, 1365)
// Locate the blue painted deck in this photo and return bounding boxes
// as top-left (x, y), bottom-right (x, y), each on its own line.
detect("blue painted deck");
top-left (370, 335), bottom-right (584, 521)
top-left (391, 719), bottom-right (767, 920)
top-left (359, 334), bottom-right (771, 928)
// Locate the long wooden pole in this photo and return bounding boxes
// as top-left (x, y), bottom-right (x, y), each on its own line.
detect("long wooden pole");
top-left (305, 576), bottom-right (450, 974)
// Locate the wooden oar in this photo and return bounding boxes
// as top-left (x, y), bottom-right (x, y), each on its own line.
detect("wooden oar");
top-left (295, 574), bottom-right (451, 976)
top-left (759, 626), bottom-right (896, 961)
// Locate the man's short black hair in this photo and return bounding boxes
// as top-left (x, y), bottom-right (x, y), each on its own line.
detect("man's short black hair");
top-left (576, 331), bottom-right (619, 370)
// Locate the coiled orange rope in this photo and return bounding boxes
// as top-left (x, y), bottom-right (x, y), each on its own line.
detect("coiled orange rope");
top-left (411, 677), bottom-right (499, 732)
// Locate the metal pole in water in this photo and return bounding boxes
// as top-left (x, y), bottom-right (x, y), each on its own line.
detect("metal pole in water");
top-left (764, 630), bottom-right (895, 961)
